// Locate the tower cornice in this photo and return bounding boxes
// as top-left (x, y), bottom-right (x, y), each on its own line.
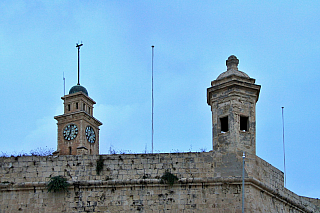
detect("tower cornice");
top-left (207, 78), bottom-right (261, 105)
top-left (54, 111), bottom-right (102, 127)
top-left (62, 91), bottom-right (96, 105)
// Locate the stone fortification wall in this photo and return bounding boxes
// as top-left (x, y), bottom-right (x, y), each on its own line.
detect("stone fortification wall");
top-left (0, 152), bottom-right (318, 212)
top-left (245, 153), bottom-right (284, 189)
top-left (245, 154), bottom-right (318, 212)
top-left (1, 152), bottom-right (281, 186)
top-left (301, 197), bottom-right (320, 211)
top-left (1, 152), bottom-right (235, 184)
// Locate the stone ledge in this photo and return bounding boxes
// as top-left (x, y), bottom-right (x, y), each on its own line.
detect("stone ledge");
top-left (0, 177), bottom-right (317, 212)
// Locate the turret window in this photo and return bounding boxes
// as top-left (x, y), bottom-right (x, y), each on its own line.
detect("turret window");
top-left (68, 104), bottom-right (71, 111)
top-left (220, 116), bottom-right (228, 133)
top-left (83, 103), bottom-right (85, 111)
top-left (240, 116), bottom-right (249, 132)
top-left (76, 102), bottom-right (78, 109)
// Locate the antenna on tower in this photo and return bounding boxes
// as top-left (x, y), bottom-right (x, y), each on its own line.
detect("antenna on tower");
top-left (151, 45), bottom-right (154, 154)
top-left (63, 72), bottom-right (65, 96)
top-left (76, 42), bottom-right (83, 85)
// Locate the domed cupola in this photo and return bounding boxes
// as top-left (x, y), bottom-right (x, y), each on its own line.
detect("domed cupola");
top-left (69, 85), bottom-right (88, 96)
top-left (216, 55), bottom-right (250, 80)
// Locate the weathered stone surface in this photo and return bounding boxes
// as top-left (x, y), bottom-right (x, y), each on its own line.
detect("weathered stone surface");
top-left (0, 56), bottom-right (318, 212)
top-left (54, 91), bottom-right (102, 156)
top-left (207, 55), bottom-right (260, 155)
top-left (0, 152), bottom-right (318, 212)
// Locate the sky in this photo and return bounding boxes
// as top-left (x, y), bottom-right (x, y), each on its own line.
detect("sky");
top-left (1, 0), bottom-right (320, 198)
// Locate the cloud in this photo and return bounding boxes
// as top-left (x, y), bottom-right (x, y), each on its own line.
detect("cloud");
top-left (23, 115), bottom-right (57, 153)
top-left (95, 102), bottom-right (151, 154)
top-left (20, 105), bottom-right (63, 154)
top-left (0, 1), bottom-right (27, 18)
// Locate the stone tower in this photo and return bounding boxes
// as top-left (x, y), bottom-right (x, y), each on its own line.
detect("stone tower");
top-left (54, 85), bottom-right (102, 155)
top-left (207, 55), bottom-right (260, 155)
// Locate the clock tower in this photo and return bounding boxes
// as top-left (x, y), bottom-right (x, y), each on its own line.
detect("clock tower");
top-left (54, 44), bottom-right (102, 155)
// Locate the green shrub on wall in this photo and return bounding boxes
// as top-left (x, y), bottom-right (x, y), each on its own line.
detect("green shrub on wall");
top-left (96, 155), bottom-right (104, 175)
top-left (47, 176), bottom-right (70, 193)
top-left (161, 170), bottom-right (178, 186)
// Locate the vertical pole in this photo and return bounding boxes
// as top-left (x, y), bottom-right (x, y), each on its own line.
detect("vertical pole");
top-left (63, 72), bottom-right (65, 96)
top-left (242, 152), bottom-right (245, 213)
top-left (151, 46), bottom-right (154, 154)
top-left (282, 107), bottom-right (286, 187)
top-left (77, 46), bottom-right (80, 85)
top-left (76, 43), bottom-right (83, 85)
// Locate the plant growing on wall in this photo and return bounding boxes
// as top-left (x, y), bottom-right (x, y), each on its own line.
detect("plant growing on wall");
top-left (47, 176), bottom-right (70, 193)
top-left (161, 170), bottom-right (178, 186)
top-left (96, 155), bottom-right (104, 175)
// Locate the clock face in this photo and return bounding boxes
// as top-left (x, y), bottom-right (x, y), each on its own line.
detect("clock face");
top-left (63, 124), bottom-right (78, 141)
top-left (86, 126), bottom-right (96, 143)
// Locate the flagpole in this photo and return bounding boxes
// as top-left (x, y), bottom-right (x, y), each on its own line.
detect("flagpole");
top-left (282, 107), bottom-right (286, 187)
top-left (242, 152), bottom-right (245, 213)
top-left (151, 46), bottom-right (154, 154)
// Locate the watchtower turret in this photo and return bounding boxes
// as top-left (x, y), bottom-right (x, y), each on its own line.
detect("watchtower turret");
top-left (207, 55), bottom-right (260, 155)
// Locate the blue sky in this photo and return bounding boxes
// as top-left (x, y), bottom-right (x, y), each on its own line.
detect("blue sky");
top-left (1, 1), bottom-right (320, 198)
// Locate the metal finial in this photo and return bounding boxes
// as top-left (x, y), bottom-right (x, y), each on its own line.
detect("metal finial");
top-left (226, 55), bottom-right (239, 70)
top-left (76, 42), bottom-right (83, 85)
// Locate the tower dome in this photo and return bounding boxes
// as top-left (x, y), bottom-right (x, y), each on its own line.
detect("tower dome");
top-left (69, 85), bottom-right (88, 96)
top-left (216, 55), bottom-right (250, 80)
